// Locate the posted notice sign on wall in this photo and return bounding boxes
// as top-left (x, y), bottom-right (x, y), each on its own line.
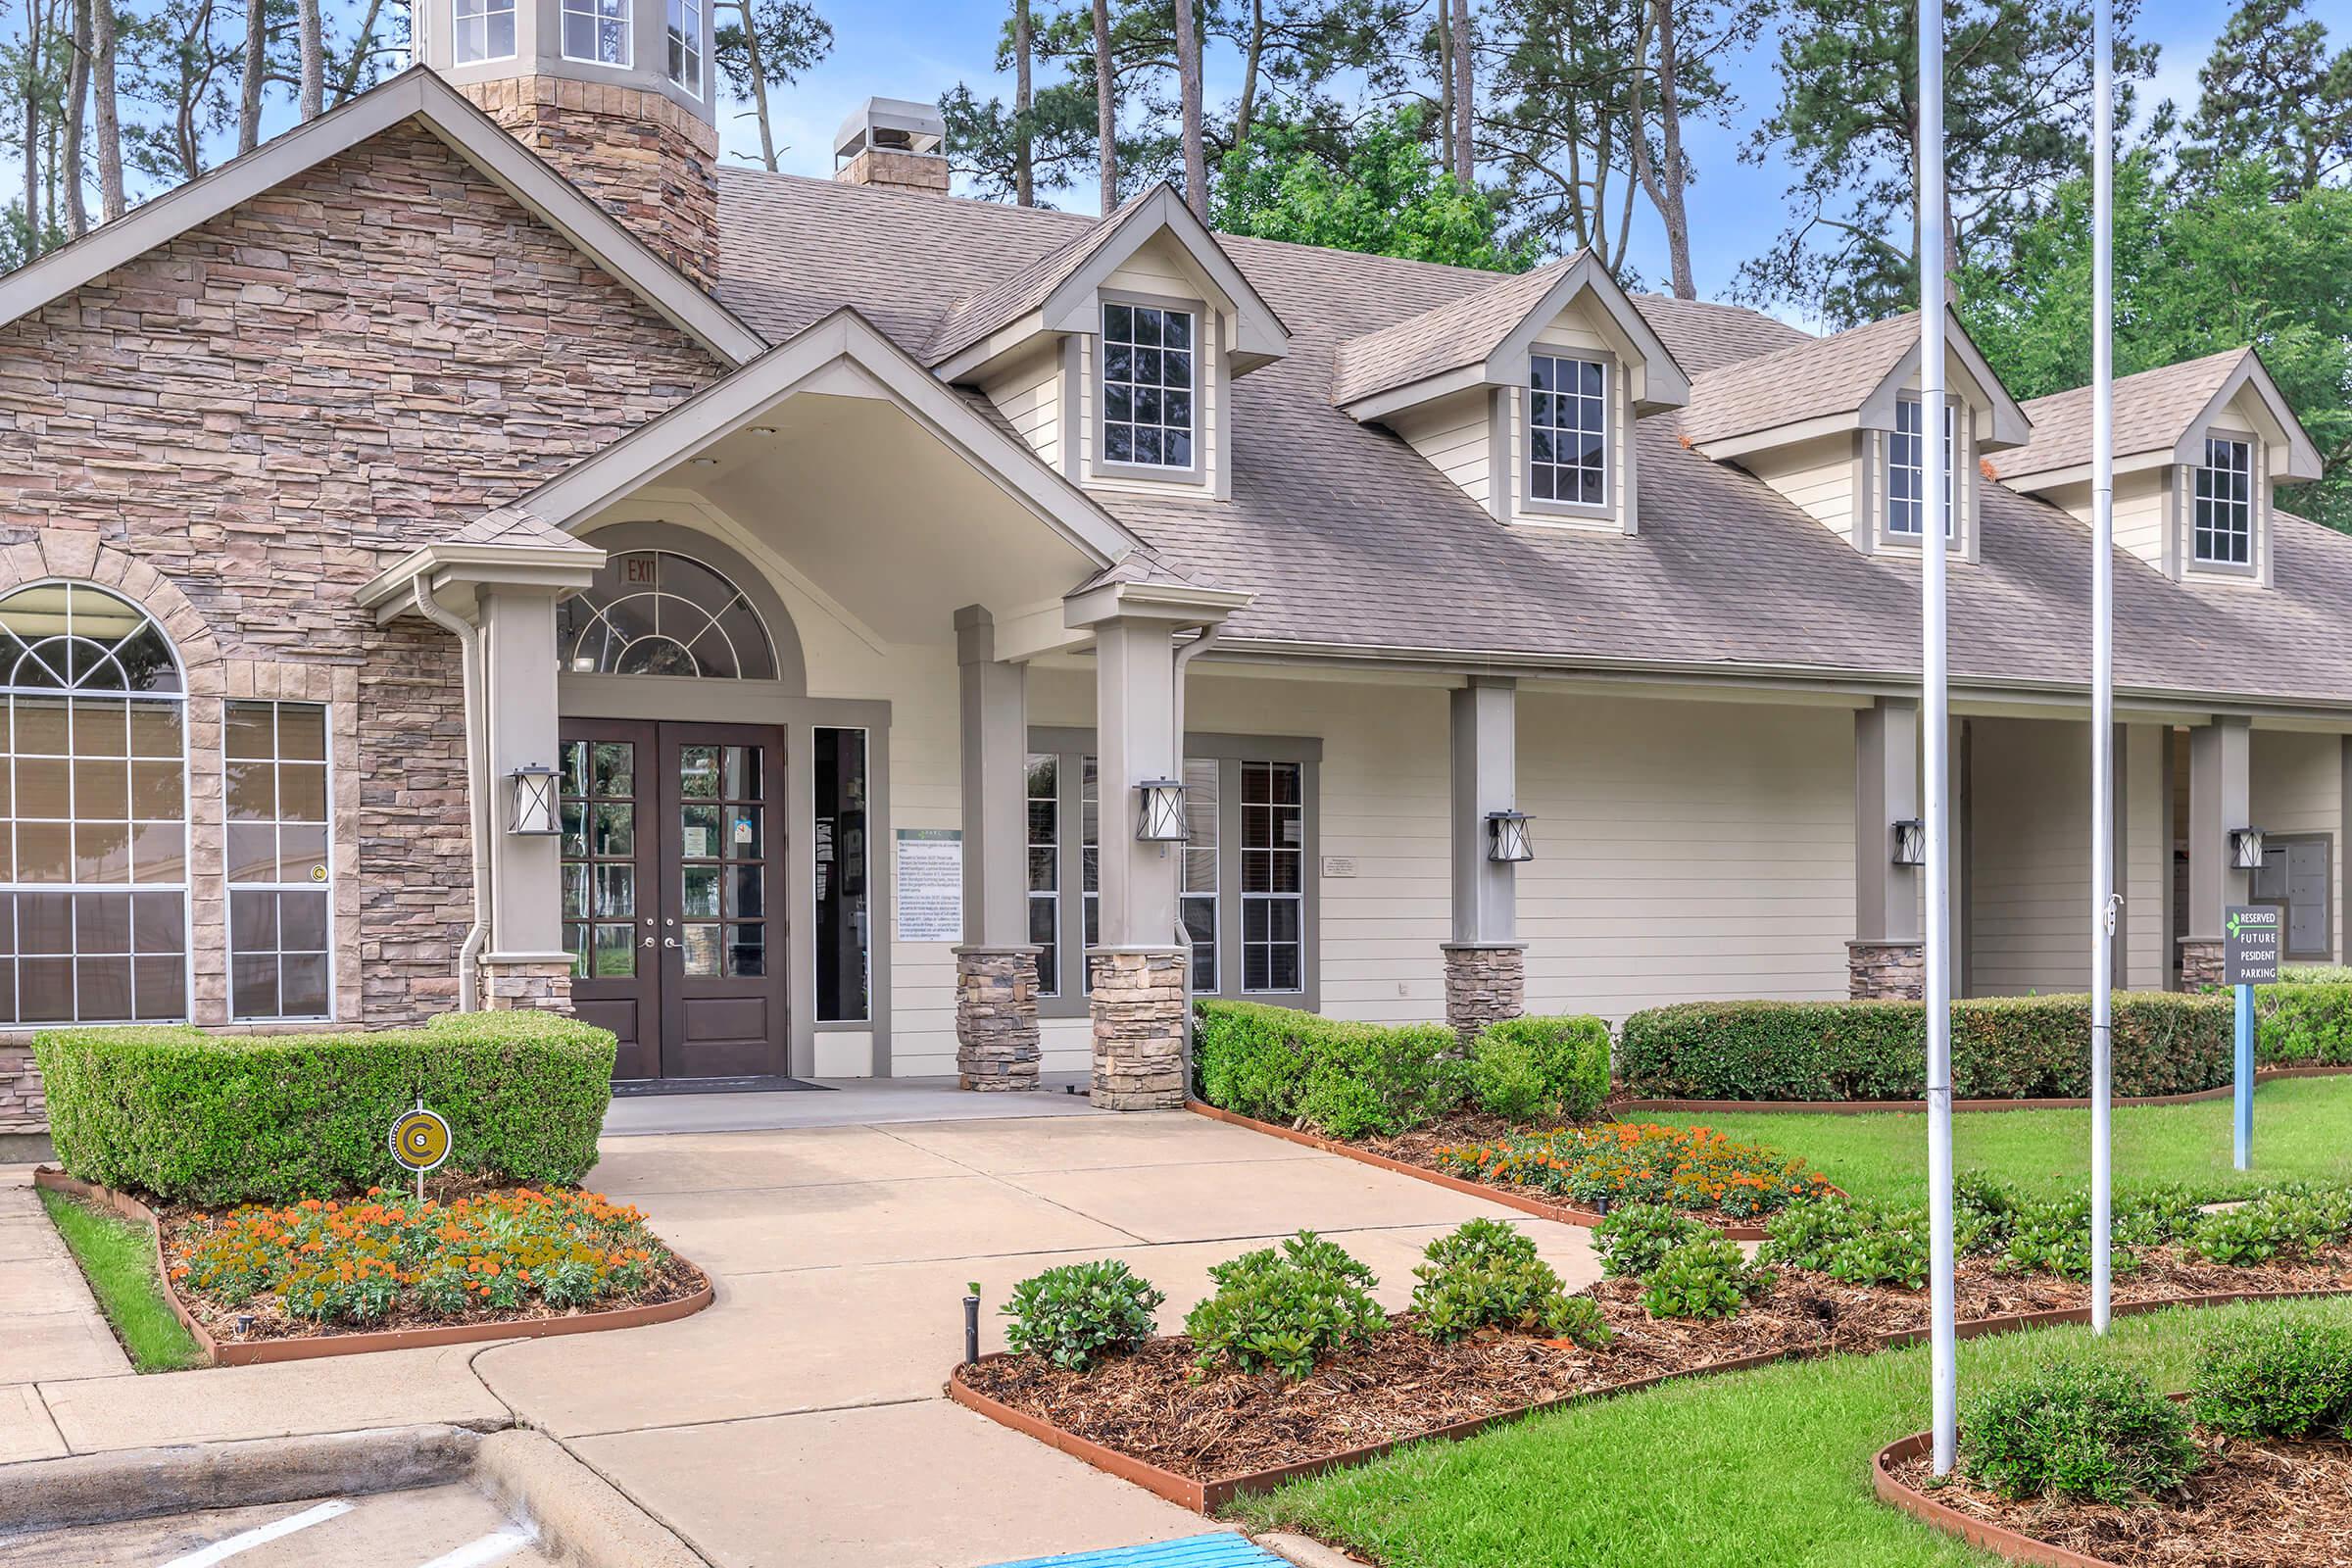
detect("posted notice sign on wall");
top-left (2225, 904), bottom-right (2281, 986)
top-left (895, 828), bottom-right (963, 944)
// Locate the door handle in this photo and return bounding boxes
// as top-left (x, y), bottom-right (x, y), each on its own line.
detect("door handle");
top-left (662, 937), bottom-right (680, 949)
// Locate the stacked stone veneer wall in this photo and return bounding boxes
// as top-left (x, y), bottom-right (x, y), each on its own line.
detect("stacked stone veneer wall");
top-left (0, 1047), bottom-right (41, 1135)
top-left (2179, 939), bottom-right (2226, 991)
top-left (1847, 942), bottom-right (1927, 1001)
top-left (0, 120), bottom-right (727, 1037)
top-left (458, 78), bottom-right (721, 287)
top-left (955, 947), bottom-right (1042, 1090)
top-left (1091, 949), bottom-right (1186, 1110)
top-left (1441, 942), bottom-right (1525, 1045)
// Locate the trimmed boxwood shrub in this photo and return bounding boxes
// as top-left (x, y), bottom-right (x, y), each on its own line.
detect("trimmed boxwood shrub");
top-left (1194, 1000), bottom-right (1465, 1138)
top-left (1963, 1358), bottom-right (2200, 1504)
top-left (2254, 982), bottom-right (2352, 1067)
top-left (1469, 1014), bottom-right (1611, 1120)
top-left (1618, 992), bottom-right (2235, 1102)
top-left (2189, 1316), bottom-right (2352, 1439)
top-left (36, 1009), bottom-right (616, 1205)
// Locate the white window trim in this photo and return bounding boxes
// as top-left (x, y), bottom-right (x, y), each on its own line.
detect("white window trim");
top-left (223, 700), bottom-right (336, 1024)
top-left (559, 0), bottom-right (633, 68)
top-left (1885, 395), bottom-right (1958, 543)
top-left (1521, 349), bottom-right (1615, 520)
top-left (1093, 291), bottom-right (1206, 484)
top-left (665, 0), bottom-right (705, 99)
top-left (450, 0), bottom-right (519, 67)
top-left (2191, 434), bottom-right (2257, 573)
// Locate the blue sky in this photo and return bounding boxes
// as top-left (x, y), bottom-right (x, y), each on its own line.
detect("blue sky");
top-left (703, 0), bottom-right (2350, 302)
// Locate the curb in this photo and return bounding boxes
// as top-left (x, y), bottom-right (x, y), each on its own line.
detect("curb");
top-left (951, 1286), bottom-right (2352, 1514)
top-left (470, 1428), bottom-right (709, 1568)
top-left (1184, 1101), bottom-right (1814, 1241)
top-left (1873, 1428), bottom-right (2121, 1568)
top-left (1617, 1063), bottom-right (2352, 1117)
top-left (33, 1167), bottom-right (713, 1366)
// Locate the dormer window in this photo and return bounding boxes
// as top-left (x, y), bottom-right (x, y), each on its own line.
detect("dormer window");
top-left (2194, 437), bottom-right (2253, 567)
top-left (1886, 397), bottom-right (1955, 539)
top-left (1102, 302), bottom-right (1197, 473)
top-left (1528, 353), bottom-right (1608, 509)
top-left (453, 0), bottom-right (516, 63)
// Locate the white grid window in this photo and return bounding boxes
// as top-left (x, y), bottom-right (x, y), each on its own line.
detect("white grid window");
top-left (1181, 757), bottom-right (1217, 994)
top-left (562, 0), bottom-right (629, 64)
top-left (1529, 354), bottom-right (1607, 506)
top-left (225, 701), bottom-right (331, 1020)
top-left (1101, 304), bottom-right (1196, 469)
top-left (1240, 760), bottom-right (1303, 993)
top-left (1080, 756), bottom-right (1102, 992)
top-left (1887, 398), bottom-right (1956, 538)
top-left (2195, 437), bottom-right (2253, 565)
top-left (453, 0), bottom-right (515, 64)
top-left (666, 0), bottom-right (702, 94)
top-left (1026, 755), bottom-right (1059, 997)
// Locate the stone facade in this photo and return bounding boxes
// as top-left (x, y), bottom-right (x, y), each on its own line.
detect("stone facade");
top-left (1847, 941), bottom-right (1927, 1000)
top-left (458, 77), bottom-right (721, 287)
top-left (954, 946), bottom-right (1042, 1091)
top-left (0, 1047), bottom-right (42, 1136)
top-left (0, 122), bottom-right (727, 1037)
top-left (1090, 948), bottom-right (1187, 1110)
top-left (2179, 938), bottom-right (2226, 991)
top-left (835, 148), bottom-right (952, 197)
top-left (481, 957), bottom-right (576, 1011)
top-left (1441, 942), bottom-right (1525, 1044)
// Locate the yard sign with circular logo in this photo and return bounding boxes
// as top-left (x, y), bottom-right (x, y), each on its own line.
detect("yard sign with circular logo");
top-left (390, 1103), bottom-right (451, 1198)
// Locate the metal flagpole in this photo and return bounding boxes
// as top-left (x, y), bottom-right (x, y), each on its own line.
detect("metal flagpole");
top-left (1920, 0), bottom-right (1958, 1479)
top-left (2089, 0), bottom-right (2117, 1336)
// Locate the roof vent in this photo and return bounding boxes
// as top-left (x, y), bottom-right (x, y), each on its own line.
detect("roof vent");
top-left (834, 98), bottom-right (950, 196)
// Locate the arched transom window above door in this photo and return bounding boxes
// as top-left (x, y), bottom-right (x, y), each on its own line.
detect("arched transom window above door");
top-left (556, 550), bottom-right (778, 680)
top-left (0, 582), bottom-right (188, 1024)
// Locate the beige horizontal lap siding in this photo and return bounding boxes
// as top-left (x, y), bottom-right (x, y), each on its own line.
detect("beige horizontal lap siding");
top-left (1968, 716), bottom-right (2092, 996)
top-left (1740, 432), bottom-right (1858, 549)
top-left (982, 341), bottom-right (1062, 472)
top-left (1389, 389), bottom-right (1492, 510)
top-left (1515, 694), bottom-right (1856, 1022)
top-left (2127, 723), bottom-right (2167, 989)
top-left (2251, 729), bottom-right (2344, 963)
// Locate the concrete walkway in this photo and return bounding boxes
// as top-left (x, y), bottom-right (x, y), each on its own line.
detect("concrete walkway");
top-left (2, 1108), bottom-right (1601, 1568)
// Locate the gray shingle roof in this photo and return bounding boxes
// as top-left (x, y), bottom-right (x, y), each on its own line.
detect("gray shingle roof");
top-left (708, 171), bottom-right (2352, 710)
top-left (1678, 313), bottom-right (1919, 448)
top-left (441, 505), bottom-right (601, 553)
top-left (922, 191), bottom-right (1157, 366)
top-left (1327, 259), bottom-right (1580, 407)
top-left (1994, 349), bottom-right (2246, 483)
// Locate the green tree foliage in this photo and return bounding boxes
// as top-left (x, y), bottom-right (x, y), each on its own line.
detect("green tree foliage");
top-left (2180, 0), bottom-right (2352, 199)
top-left (1210, 106), bottom-right (1538, 269)
top-left (1740, 0), bottom-right (2156, 325)
top-left (1959, 151), bottom-right (2352, 530)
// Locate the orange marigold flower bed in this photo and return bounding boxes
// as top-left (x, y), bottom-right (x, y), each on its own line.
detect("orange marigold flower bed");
top-left (168, 1185), bottom-right (696, 1338)
top-left (1432, 1122), bottom-right (1832, 1219)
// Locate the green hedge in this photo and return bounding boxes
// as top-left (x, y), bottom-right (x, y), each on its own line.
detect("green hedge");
top-left (1617, 993), bottom-right (2238, 1102)
top-left (1193, 1001), bottom-right (1613, 1137)
top-left (2254, 982), bottom-right (2352, 1068)
top-left (1471, 1015), bottom-right (1612, 1120)
top-left (36, 1009), bottom-right (616, 1205)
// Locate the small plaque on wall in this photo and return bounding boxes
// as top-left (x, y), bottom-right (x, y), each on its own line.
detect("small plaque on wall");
top-left (1321, 856), bottom-right (1357, 879)
top-left (895, 828), bottom-right (963, 943)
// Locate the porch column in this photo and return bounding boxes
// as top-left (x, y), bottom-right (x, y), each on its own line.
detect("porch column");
top-left (2181, 714), bottom-right (2252, 988)
top-left (1090, 614), bottom-right (1188, 1109)
top-left (477, 586), bottom-right (573, 1011)
top-left (1850, 696), bottom-right (1925, 999)
top-left (953, 606), bottom-right (1040, 1091)
top-left (1445, 677), bottom-right (1525, 1042)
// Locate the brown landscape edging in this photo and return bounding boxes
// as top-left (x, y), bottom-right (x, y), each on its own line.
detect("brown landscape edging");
top-left (1874, 1428), bottom-right (2121, 1568)
top-left (1616, 1063), bottom-right (2352, 1117)
top-left (952, 1285), bottom-right (2352, 1515)
top-left (1187, 1100), bottom-right (1809, 1240)
top-left (31, 1167), bottom-right (713, 1367)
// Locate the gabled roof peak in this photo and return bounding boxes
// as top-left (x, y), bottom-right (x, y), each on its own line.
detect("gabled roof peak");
top-left (1995, 346), bottom-right (2322, 486)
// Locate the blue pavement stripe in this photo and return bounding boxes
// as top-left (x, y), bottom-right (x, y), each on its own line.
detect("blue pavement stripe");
top-left (980, 1532), bottom-right (1287, 1568)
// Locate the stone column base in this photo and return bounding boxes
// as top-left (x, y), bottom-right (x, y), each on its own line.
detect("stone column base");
top-left (1441, 943), bottom-right (1526, 1045)
top-left (1847, 941), bottom-right (1926, 1000)
top-left (956, 946), bottom-right (1043, 1091)
top-left (0, 1045), bottom-right (45, 1135)
top-left (2179, 938), bottom-right (2226, 991)
top-left (1090, 948), bottom-right (1187, 1110)
top-left (478, 956), bottom-right (576, 1013)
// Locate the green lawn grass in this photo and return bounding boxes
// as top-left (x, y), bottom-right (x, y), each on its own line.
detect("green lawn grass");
top-left (1640, 1074), bottom-right (2352, 1206)
top-left (38, 1190), bottom-right (206, 1372)
top-left (1233, 1297), bottom-right (2352, 1567)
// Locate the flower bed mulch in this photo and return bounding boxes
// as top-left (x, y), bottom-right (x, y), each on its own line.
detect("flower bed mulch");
top-left (1886, 1431), bottom-right (2352, 1567)
top-left (34, 1167), bottom-right (710, 1365)
top-left (956, 1249), bottom-right (2352, 1498)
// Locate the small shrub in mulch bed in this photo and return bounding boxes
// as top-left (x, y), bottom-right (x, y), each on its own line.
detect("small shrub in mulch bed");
top-left (1429, 1121), bottom-right (1835, 1223)
top-left (167, 1185), bottom-right (702, 1341)
top-left (1892, 1324), bottom-right (2352, 1566)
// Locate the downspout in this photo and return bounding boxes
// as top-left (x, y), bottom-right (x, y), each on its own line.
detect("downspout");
top-left (1171, 621), bottom-right (1223, 1098)
top-left (414, 572), bottom-right (489, 1012)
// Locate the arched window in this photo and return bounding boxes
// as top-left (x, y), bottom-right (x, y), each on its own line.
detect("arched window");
top-left (556, 550), bottom-right (778, 680)
top-left (0, 583), bottom-right (187, 1023)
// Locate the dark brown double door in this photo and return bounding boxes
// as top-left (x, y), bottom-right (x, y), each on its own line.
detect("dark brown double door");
top-left (561, 721), bottom-right (785, 1082)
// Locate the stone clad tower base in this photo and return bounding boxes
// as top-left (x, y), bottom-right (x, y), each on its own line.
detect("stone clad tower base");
top-left (1847, 942), bottom-right (1927, 1000)
top-left (955, 946), bottom-right (1043, 1091)
top-left (1091, 948), bottom-right (1187, 1110)
top-left (1441, 942), bottom-right (1525, 1045)
top-left (2178, 939), bottom-right (2226, 991)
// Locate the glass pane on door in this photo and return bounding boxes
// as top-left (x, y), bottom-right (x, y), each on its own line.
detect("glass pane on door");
top-left (680, 741), bottom-right (766, 977)
top-left (563, 737), bottom-right (639, 978)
